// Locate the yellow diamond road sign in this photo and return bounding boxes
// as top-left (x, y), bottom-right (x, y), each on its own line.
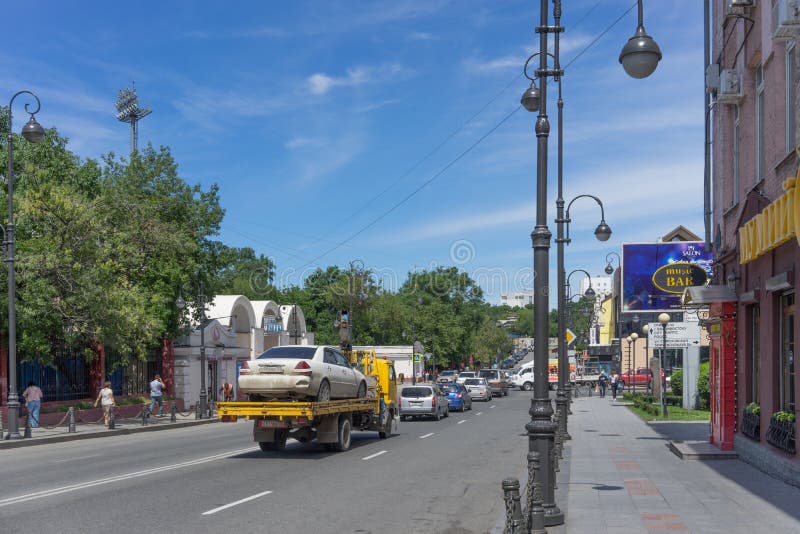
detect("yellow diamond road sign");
top-left (565, 329), bottom-right (576, 346)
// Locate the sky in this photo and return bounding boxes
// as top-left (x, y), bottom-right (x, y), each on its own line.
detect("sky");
top-left (2, 1), bottom-right (707, 307)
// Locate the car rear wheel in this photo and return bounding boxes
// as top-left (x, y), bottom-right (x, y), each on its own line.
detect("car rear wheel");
top-left (315, 379), bottom-right (331, 402)
top-left (433, 410), bottom-right (441, 421)
top-left (523, 382), bottom-right (533, 391)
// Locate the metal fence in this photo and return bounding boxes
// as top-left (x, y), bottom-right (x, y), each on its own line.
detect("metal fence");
top-left (16, 343), bottom-right (162, 402)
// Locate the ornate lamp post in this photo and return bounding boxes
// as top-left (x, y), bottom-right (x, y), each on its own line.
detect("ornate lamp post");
top-left (176, 288), bottom-right (209, 418)
top-left (642, 323), bottom-right (650, 391)
top-left (629, 332), bottom-right (638, 392)
top-left (604, 251), bottom-right (622, 371)
top-left (511, 0), bottom-right (659, 528)
top-left (658, 312), bottom-right (670, 416)
top-left (4, 91), bottom-right (45, 440)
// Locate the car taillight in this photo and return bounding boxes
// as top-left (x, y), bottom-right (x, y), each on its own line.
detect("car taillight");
top-left (456, 393), bottom-right (462, 398)
top-left (431, 397), bottom-right (436, 407)
top-left (239, 361), bottom-right (251, 375)
top-left (294, 361), bottom-right (312, 376)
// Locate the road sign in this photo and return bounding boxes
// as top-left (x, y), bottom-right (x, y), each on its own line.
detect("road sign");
top-left (565, 328), bottom-right (576, 346)
top-left (648, 322), bottom-right (701, 348)
top-left (413, 353), bottom-right (421, 363)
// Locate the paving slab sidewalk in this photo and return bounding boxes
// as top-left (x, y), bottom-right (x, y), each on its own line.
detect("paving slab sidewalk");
top-left (546, 395), bottom-right (800, 533)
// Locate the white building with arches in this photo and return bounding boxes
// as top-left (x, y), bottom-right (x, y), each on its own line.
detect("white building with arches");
top-left (173, 295), bottom-right (313, 405)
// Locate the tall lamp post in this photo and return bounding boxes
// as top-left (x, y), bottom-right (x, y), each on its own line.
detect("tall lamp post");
top-left (604, 251), bottom-right (622, 372)
top-left (657, 312), bottom-right (670, 416)
top-left (176, 289), bottom-right (210, 418)
top-left (4, 91), bottom-right (45, 440)
top-left (629, 332), bottom-right (638, 392)
top-left (517, 0), bottom-right (659, 527)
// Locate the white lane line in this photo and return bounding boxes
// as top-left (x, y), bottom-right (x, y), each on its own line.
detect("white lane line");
top-left (53, 454), bottom-right (102, 463)
top-left (490, 405), bottom-right (496, 409)
top-left (0, 446), bottom-right (256, 508)
top-left (419, 432), bottom-right (435, 439)
top-left (475, 412), bottom-right (483, 416)
top-left (362, 450), bottom-right (388, 461)
top-left (202, 490), bottom-right (273, 515)
top-left (457, 420), bottom-right (466, 425)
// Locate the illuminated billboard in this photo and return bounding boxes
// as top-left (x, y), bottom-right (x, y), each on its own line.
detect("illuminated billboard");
top-left (621, 241), bottom-right (713, 311)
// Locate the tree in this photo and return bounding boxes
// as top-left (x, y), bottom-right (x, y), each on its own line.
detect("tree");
top-left (472, 318), bottom-right (514, 367)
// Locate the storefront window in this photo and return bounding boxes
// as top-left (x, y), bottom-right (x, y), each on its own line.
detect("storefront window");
top-left (780, 293), bottom-right (795, 413)
top-left (750, 305), bottom-right (760, 403)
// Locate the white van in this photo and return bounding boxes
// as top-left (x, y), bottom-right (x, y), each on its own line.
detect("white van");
top-left (511, 361), bottom-right (534, 391)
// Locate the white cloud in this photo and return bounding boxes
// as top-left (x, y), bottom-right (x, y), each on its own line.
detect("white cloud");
top-left (408, 31), bottom-right (434, 41)
top-left (285, 137), bottom-right (325, 149)
top-left (462, 55), bottom-right (520, 74)
top-left (306, 64), bottom-right (403, 95)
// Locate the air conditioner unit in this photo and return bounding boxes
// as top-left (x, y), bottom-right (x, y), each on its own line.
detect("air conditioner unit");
top-left (727, 0), bottom-right (755, 17)
top-left (706, 64), bottom-right (720, 94)
top-left (717, 69), bottom-right (743, 105)
top-left (773, 0), bottom-right (800, 41)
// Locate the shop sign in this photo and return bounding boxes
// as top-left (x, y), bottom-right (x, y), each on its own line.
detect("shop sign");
top-left (652, 262), bottom-right (709, 294)
top-left (739, 177), bottom-right (799, 264)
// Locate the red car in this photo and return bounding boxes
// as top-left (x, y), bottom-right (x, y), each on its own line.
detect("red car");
top-left (619, 367), bottom-right (664, 389)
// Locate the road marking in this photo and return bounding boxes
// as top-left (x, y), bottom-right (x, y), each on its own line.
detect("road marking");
top-left (0, 446), bottom-right (256, 508)
top-left (203, 490), bottom-right (273, 515)
top-left (490, 405), bottom-right (496, 409)
top-left (419, 433), bottom-right (435, 439)
top-left (53, 454), bottom-right (101, 463)
top-left (457, 420), bottom-right (466, 425)
top-left (362, 450), bottom-right (387, 460)
top-left (475, 412), bottom-right (483, 416)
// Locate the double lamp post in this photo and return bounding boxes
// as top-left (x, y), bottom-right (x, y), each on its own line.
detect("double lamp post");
top-left (515, 0), bottom-right (660, 528)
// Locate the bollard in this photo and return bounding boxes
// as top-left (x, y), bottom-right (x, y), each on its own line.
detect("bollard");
top-left (195, 402), bottom-right (201, 420)
top-left (108, 406), bottom-right (115, 430)
top-left (142, 404), bottom-right (150, 426)
top-left (68, 407), bottom-right (76, 433)
top-left (526, 451), bottom-right (547, 534)
top-left (23, 412), bottom-right (32, 438)
top-left (501, 477), bottom-right (526, 534)
top-left (170, 403), bottom-right (177, 422)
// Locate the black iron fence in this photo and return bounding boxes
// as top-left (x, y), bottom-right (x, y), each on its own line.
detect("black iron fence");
top-left (15, 343), bottom-right (161, 402)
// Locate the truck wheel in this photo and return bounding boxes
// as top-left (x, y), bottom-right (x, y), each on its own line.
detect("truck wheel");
top-left (503, 389), bottom-right (508, 396)
top-left (379, 410), bottom-right (393, 439)
top-left (356, 381), bottom-right (367, 398)
top-left (523, 382), bottom-right (533, 391)
top-left (258, 429), bottom-right (288, 452)
top-left (315, 380), bottom-right (331, 402)
top-left (333, 416), bottom-right (352, 452)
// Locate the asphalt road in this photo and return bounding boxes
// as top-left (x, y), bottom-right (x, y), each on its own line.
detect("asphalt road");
top-left (0, 389), bottom-right (535, 534)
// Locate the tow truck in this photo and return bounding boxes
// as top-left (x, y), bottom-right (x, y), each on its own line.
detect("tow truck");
top-left (216, 349), bottom-right (398, 452)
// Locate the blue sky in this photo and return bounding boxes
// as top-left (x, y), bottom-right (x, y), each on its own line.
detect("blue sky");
top-left (3, 1), bottom-right (706, 306)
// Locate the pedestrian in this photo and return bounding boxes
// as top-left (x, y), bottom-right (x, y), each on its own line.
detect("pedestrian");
top-left (220, 381), bottom-right (234, 402)
top-left (149, 374), bottom-right (165, 417)
top-left (398, 373), bottom-right (404, 384)
top-left (610, 371), bottom-right (619, 400)
top-left (94, 381), bottom-right (115, 427)
top-left (21, 381), bottom-right (43, 428)
top-left (598, 372), bottom-right (607, 398)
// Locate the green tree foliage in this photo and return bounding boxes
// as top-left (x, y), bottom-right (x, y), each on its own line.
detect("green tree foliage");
top-left (696, 362), bottom-right (710, 409)
top-left (472, 318), bottom-right (514, 367)
top-left (670, 368), bottom-right (683, 397)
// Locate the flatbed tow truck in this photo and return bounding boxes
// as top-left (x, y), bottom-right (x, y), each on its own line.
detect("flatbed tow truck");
top-left (216, 350), bottom-right (398, 452)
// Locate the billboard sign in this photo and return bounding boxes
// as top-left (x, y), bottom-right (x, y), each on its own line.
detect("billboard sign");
top-left (622, 241), bottom-right (713, 312)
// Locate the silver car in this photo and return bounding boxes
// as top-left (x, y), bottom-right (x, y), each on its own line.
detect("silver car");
top-left (463, 378), bottom-right (491, 402)
top-left (399, 385), bottom-right (449, 421)
top-left (238, 345), bottom-right (367, 401)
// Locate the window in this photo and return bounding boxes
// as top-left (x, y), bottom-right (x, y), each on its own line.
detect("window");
top-left (323, 350), bottom-right (337, 365)
top-left (733, 105), bottom-right (740, 205)
top-left (750, 306), bottom-right (760, 404)
top-left (258, 346), bottom-right (317, 359)
top-left (333, 351), bottom-right (350, 368)
top-left (787, 42), bottom-right (796, 154)
top-left (756, 64), bottom-right (765, 182)
top-left (780, 293), bottom-right (795, 413)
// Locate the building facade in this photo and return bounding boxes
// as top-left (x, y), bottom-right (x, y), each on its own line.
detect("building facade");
top-left (500, 291), bottom-right (534, 308)
top-left (710, 0), bottom-right (799, 484)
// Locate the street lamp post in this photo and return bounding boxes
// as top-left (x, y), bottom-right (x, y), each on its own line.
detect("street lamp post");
top-left (176, 289), bottom-right (209, 418)
top-left (629, 332), bottom-right (638, 392)
top-left (658, 312), bottom-right (670, 416)
top-left (4, 91), bottom-right (45, 440)
top-left (513, 0), bottom-right (659, 527)
top-left (604, 251), bottom-right (622, 372)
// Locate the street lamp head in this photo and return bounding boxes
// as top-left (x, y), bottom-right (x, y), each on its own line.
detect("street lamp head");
top-left (520, 81), bottom-right (540, 112)
top-left (619, 25), bottom-right (662, 79)
top-left (584, 286), bottom-right (596, 299)
top-left (658, 312), bottom-right (670, 325)
top-left (630, 332), bottom-right (638, 341)
top-left (642, 324), bottom-right (650, 335)
top-left (604, 263), bottom-right (614, 275)
top-left (626, 336), bottom-right (632, 343)
top-left (594, 220), bottom-right (612, 242)
top-left (175, 294), bottom-right (186, 310)
top-left (21, 115), bottom-right (45, 143)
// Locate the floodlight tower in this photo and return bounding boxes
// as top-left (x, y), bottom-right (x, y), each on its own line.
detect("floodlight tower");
top-left (115, 84), bottom-right (151, 154)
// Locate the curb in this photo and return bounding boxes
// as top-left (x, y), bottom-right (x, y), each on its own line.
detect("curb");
top-left (0, 418), bottom-right (218, 449)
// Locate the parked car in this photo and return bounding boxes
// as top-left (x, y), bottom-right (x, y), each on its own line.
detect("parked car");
top-left (437, 370), bottom-right (459, 383)
top-left (619, 367), bottom-right (664, 389)
top-left (238, 345), bottom-right (367, 401)
top-left (512, 366), bottom-right (534, 391)
top-left (478, 368), bottom-right (510, 397)
top-left (463, 378), bottom-right (491, 402)
top-left (399, 385), bottom-right (449, 421)
top-left (456, 371), bottom-right (477, 384)
top-left (441, 382), bottom-right (473, 412)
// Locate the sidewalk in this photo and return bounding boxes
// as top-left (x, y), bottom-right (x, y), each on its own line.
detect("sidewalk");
top-left (0, 410), bottom-right (217, 449)
top-left (547, 394), bottom-right (800, 533)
